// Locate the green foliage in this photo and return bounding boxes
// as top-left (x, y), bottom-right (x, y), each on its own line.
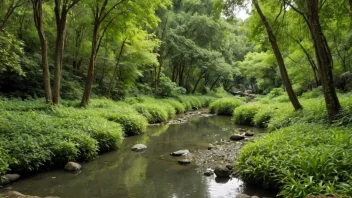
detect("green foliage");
top-left (133, 103), bottom-right (169, 123)
top-left (209, 97), bottom-right (243, 115)
top-left (161, 98), bottom-right (185, 114)
top-left (300, 87), bottom-right (323, 99)
top-left (0, 31), bottom-right (24, 75)
top-left (232, 104), bottom-right (259, 125)
top-left (235, 125), bottom-right (352, 197)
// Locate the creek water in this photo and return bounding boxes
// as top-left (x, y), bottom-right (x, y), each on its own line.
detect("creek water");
top-left (2, 115), bottom-right (275, 198)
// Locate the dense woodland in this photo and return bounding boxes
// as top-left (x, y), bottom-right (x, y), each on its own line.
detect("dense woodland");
top-left (1, 0), bottom-right (352, 197)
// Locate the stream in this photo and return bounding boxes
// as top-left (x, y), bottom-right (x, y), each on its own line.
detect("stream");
top-left (1, 115), bottom-right (276, 198)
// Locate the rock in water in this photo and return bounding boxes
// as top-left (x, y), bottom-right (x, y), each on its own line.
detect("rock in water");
top-left (131, 144), bottom-right (147, 152)
top-left (236, 194), bottom-right (251, 198)
top-left (64, 162), bottom-right (81, 172)
top-left (214, 166), bottom-right (231, 177)
top-left (207, 144), bottom-right (215, 150)
top-left (171, 149), bottom-right (189, 156)
top-left (203, 169), bottom-right (214, 176)
top-left (177, 159), bottom-right (191, 165)
top-left (5, 191), bottom-right (41, 198)
top-left (245, 131), bottom-right (254, 136)
top-left (230, 134), bottom-right (245, 141)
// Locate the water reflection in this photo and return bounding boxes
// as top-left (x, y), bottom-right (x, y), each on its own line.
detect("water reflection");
top-left (2, 116), bottom-right (274, 198)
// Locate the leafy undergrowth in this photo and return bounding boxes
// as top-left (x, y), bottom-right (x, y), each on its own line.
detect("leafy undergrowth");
top-left (209, 97), bottom-right (243, 115)
top-left (233, 93), bottom-right (352, 197)
top-left (235, 125), bottom-right (352, 197)
top-left (0, 95), bottom-right (214, 176)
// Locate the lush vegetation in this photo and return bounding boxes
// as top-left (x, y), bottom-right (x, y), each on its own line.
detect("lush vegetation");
top-left (209, 97), bottom-right (243, 115)
top-left (0, 95), bottom-right (213, 175)
top-left (1, 0), bottom-right (352, 197)
top-left (231, 89), bottom-right (352, 197)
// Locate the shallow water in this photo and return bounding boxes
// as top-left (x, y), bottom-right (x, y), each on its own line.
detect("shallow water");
top-left (2, 116), bottom-right (275, 198)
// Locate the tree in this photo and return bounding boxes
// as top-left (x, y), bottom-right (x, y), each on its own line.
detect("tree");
top-left (52, 0), bottom-right (80, 104)
top-left (252, 0), bottom-right (302, 110)
top-left (284, 0), bottom-right (341, 120)
top-left (31, 0), bottom-right (52, 103)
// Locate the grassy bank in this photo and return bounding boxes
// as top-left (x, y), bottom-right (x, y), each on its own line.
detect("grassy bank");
top-left (228, 90), bottom-right (352, 197)
top-left (0, 95), bottom-right (214, 176)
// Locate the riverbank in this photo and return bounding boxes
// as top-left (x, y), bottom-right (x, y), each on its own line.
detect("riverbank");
top-left (0, 115), bottom-right (275, 198)
top-left (209, 91), bottom-right (352, 197)
top-left (0, 96), bottom-right (214, 182)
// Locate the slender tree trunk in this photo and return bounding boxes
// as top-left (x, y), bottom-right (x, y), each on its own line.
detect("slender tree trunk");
top-left (107, 40), bottom-right (126, 97)
top-left (52, 2), bottom-right (68, 104)
top-left (210, 75), bottom-right (221, 90)
top-left (32, 0), bottom-right (52, 103)
top-left (349, 0), bottom-right (352, 23)
top-left (154, 57), bottom-right (163, 96)
top-left (192, 69), bottom-right (206, 93)
top-left (253, 0), bottom-right (302, 110)
top-left (81, 16), bottom-right (100, 106)
top-left (306, 0), bottom-right (341, 120)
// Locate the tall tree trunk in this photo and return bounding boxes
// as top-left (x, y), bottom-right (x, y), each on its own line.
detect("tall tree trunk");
top-left (32, 0), bottom-right (52, 103)
top-left (253, 0), bottom-right (302, 110)
top-left (52, 0), bottom-right (79, 104)
top-left (52, 1), bottom-right (68, 104)
top-left (306, 0), bottom-right (341, 120)
top-left (81, 15), bottom-right (100, 106)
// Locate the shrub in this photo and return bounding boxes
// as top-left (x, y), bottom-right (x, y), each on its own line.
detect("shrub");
top-left (235, 125), bottom-right (352, 197)
top-left (300, 87), bottom-right (323, 99)
top-left (267, 88), bottom-right (285, 99)
top-left (253, 106), bottom-right (274, 128)
top-left (51, 141), bottom-right (79, 165)
top-left (105, 111), bottom-right (148, 136)
top-left (232, 104), bottom-right (259, 125)
top-left (162, 99), bottom-right (185, 114)
top-left (272, 95), bottom-right (289, 103)
top-left (209, 98), bottom-right (243, 115)
top-left (132, 103), bottom-right (169, 123)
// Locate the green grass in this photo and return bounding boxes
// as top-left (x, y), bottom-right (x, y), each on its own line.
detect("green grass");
top-left (209, 98), bottom-right (243, 115)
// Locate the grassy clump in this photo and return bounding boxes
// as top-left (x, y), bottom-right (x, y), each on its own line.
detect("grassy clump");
top-left (132, 103), bottom-right (169, 123)
top-left (209, 98), bottom-right (243, 115)
top-left (177, 95), bottom-right (213, 111)
top-left (161, 98), bottom-right (185, 114)
top-left (232, 104), bottom-right (259, 125)
top-left (235, 124), bottom-right (352, 197)
top-left (300, 87), bottom-right (323, 99)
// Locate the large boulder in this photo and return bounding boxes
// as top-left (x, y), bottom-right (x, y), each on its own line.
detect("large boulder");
top-left (214, 166), bottom-right (231, 177)
top-left (64, 162), bottom-right (81, 172)
top-left (171, 149), bottom-right (189, 156)
top-left (230, 134), bottom-right (245, 141)
top-left (131, 144), bottom-right (147, 152)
